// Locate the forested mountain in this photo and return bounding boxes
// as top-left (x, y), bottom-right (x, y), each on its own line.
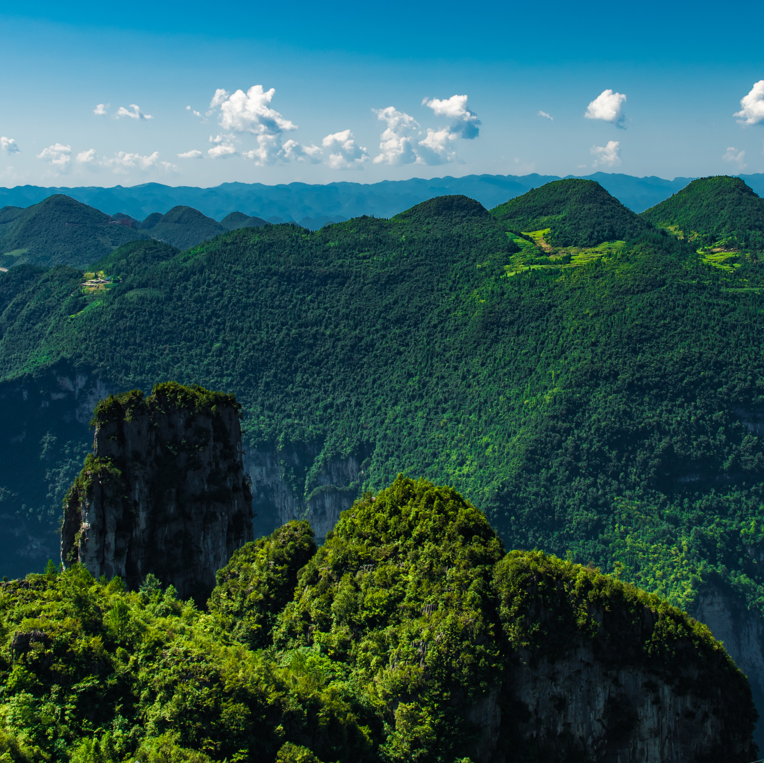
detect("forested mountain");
top-left (7, 171), bottom-right (764, 222)
top-left (139, 205), bottom-right (227, 250)
top-left (0, 478), bottom-right (754, 762)
top-left (491, 178), bottom-right (651, 247)
top-left (0, 195), bottom-right (148, 269)
top-left (5, 178), bottom-right (764, 736)
top-left (641, 175), bottom-right (764, 252)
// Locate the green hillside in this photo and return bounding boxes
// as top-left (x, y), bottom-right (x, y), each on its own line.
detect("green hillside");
top-left (641, 176), bottom-right (764, 270)
top-left (0, 478), bottom-right (753, 762)
top-left (491, 178), bottom-right (651, 248)
top-left (0, 195), bottom-right (148, 269)
top-left (3, 191), bottom-right (764, 634)
top-left (141, 205), bottom-right (228, 250)
top-left (220, 211), bottom-right (268, 231)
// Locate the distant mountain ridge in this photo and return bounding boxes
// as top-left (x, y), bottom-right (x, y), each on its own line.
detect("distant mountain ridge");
top-left (4, 172), bottom-right (763, 222)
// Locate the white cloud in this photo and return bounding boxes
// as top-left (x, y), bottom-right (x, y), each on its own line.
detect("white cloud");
top-left (322, 130), bottom-right (369, 169)
top-left (94, 103), bottom-right (109, 116)
top-left (207, 85), bottom-right (321, 165)
top-left (37, 143), bottom-right (72, 172)
top-left (208, 134), bottom-right (239, 159)
top-left (178, 149), bottom-right (203, 159)
top-left (422, 94), bottom-right (480, 139)
top-left (723, 146), bottom-right (747, 168)
top-left (734, 81), bottom-right (764, 126)
top-left (372, 107), bottom-right (420, 165)
top-left (590, 140), bottom-right (622, 167)
top-left (102, 151), bottom-right (175, 173)
top-left (0, 137), bottom-right (20, 155)
top-left (186, 105), bottom-right (203, 119)
top-left (585, 89), bottom-right (627, 125)
top-left (212, 85), bottom-right (296, 136)
top-left (417, 127), bottom-right (459, 165)
top-left (373, 95), bottom-right (480, 166)
top-left (281, 139), bottom-right (322, 163)
top-left (538, 110), bottom-right (553, 121)
top-left (76, 149), bottom-right (97, 164)
top-left (116, 104), bottom-right (153, 120)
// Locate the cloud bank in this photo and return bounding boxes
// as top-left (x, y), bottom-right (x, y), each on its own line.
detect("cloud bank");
top-left (322, 130), bottom-right (369, 169)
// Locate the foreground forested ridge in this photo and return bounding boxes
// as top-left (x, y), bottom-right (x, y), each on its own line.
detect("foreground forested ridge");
top-left (0, 477), bottom-right (756, 762)
top-left (4, 178), bottom-right (764, 728)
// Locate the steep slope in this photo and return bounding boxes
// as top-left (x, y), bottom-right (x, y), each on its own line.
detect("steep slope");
top-left (0, 477), bottom-right (755, 762)
top-left (0, 194), bottom-right (148, 269)
top-left (491, 178), bottom-right (651, 247)
top-left (61, 382), bottom-right (253, 601)
top-left (6, 196), bottom-right (764, 733)
top-left (141, 205), bottom-right (227, 249)
top-left (641, 175), bottom-right (764, 252)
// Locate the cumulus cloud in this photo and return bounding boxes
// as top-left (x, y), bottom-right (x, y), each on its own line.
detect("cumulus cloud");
top-left (186, 105), bottom-right (203, 119)
top-left (37, 143), bottom-right (72, 172)
top-left (723, 146), bottom-right (747, 168)
top-left (208, 85), bottom-right (321, 165)
top-left (94, 103), bottom-right (109, 116)
top-left (76, 149), bottom-right (97, 164)
top-left (322, 130), bottom-right (369, 169)
top-left (423, 95), bottom-right (480, 139)
top-left (178, 149), bottom-right (203, 159)
top-left (373, 107), bottom-right (420, 165)
top-left (212, 85), bottom-right (295, 136)
top-left (0, 137), bottom-right (20, 155)
top-left (734, 81), bottom-right (764, 126)
top-left (116, 104), bottom-right (153, 120)
top-left (102, 151), bottom-right (175, 173)
top-left (585, 89), bottom-right (627, 126)
top-left (590, 140), bottom-right (622, 167)
top-left (208, 134), bottom-right (239, 159)
top-left (373, 95), bottom-right (481, 166)
top-left (538, 110), bottom-right (553, 121)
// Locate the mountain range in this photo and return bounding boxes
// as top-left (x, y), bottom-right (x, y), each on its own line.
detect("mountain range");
top-left (4, 174), bottom-right (764, 744)
top-left (3, 171), bottom-right (764, 224)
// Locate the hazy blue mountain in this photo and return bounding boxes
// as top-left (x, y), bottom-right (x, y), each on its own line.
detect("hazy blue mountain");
top-left (3, 173), bottom-right (760, 225)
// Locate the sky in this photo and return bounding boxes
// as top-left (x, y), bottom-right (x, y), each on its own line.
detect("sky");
top-left (1, 0), bottom-right (763, 188)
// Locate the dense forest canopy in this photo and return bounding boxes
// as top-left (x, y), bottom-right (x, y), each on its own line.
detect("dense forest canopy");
top-left (0, 478), bottom-right (754, 762)
top-left (641, 175), bottom-right (764, 252)
top-left (0, 195), bottom-right (148, 270)
top-left (2, 180), bottom-right (764, 633)
top-left (490, 178), bottom-right (651, 247)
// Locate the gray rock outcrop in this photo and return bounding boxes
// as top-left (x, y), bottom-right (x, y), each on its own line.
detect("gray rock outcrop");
top-left (61, 382), bottom-right (253, 601)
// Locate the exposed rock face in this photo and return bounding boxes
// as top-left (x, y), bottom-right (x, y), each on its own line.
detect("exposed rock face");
top-left (246, 442), bottom-right (371, 540)
top-left (492, 551), bottom-right (757, 763)
top-left (61, 383), bottom-right (253, 601)
top-left (692, 578), bottom-right (764, 749)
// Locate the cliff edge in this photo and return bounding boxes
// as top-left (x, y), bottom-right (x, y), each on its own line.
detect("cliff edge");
top-left (60, 382), bottom-right (253, 600)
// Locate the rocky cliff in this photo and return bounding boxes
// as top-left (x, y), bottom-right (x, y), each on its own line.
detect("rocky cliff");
top-left (60, 382), bottom-right (253, 600)
top-left (495, 553), bottom-right (757, 762)
top-left (246, 441), bottom-right (371, 540)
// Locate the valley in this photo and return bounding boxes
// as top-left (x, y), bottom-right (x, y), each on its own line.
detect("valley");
top-left (2, 175), bottom-right (764, 756)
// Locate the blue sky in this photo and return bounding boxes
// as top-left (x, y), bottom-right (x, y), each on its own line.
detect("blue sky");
top-left (1, 0), bottom-right (763, 187)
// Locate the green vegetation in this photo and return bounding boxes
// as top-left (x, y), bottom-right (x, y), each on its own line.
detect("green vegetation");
top-left (4, 183), bottom-right (764, 637)
top-left (220, 212), bottom-right (267, 231)
top-left (642, 176), bottom-right (764, 251)
top-left (0, 477), bottom-right (754, 762)
top-left (0, 196), bottom-right (148, 269)
top-left (140, 207), bottom-right (227, 251)
top-left (491, 178), bottom-right (651, 247)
